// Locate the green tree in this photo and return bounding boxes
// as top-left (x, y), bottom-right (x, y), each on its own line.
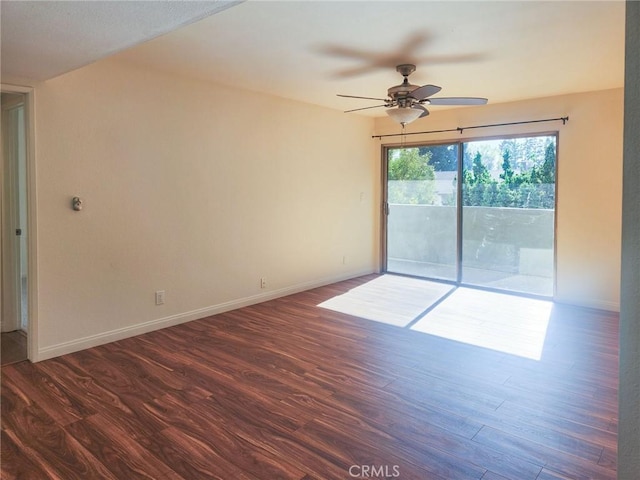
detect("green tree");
top-left (482, 181), bottom-right (499, 206)
top-left (497, 182), bottom-right (516, 207)
top-left (499, 150), bottom-right (514, 184)
top-left (419, 144), bottom-right (457, 172)
top-left (388, 148), bottom-right (437, 204)
top-left (462, 153), bottom-right (494, 206)
top-left (448, 137), bottom-right (557, 208)
top-left (388, 148), bottom-right (432, 180)
top-left (539, 142), bottom-right (556, 184)
top-left (500, 137), bottom-right (548, 171)
top-left (471, 152), bottom-right (491, 184)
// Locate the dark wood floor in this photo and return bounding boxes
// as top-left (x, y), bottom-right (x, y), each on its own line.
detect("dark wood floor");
top-left (1, 330), bottom-right (27, 366)
top-left (1, 274), bottom-right (618, 479)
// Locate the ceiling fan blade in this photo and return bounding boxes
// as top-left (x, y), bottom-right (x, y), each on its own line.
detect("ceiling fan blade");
top-left (412, 104), bottom-right (430, 118)
top-left (344, 104), bottom-right (387, 113)
top-left (409, 84), bottom-right (441, 100)
top-left (427, 97), bottom-right (488, 106)
top-left (337, 94), bottom-right (389, 102)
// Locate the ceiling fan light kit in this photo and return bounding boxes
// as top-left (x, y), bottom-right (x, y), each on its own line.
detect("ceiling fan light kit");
top-left (386, 106), bottom-right (423, 125)
top-left (338, 63), bottom-right (488, 125)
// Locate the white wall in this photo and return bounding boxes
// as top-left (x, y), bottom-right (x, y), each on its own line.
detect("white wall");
top-left (33, 58), bottom-right (377, 360)
top-left (375, 88), bottom-right (624, 311)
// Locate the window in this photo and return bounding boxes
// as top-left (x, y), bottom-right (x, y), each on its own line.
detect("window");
top-left (384, 134), bottom-right (557, 297)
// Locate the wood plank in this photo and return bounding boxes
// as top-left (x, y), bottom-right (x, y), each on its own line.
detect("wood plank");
top-left (1, 377), bottom-right (117, 480)
top-left (64, 414), bottom-right (176, 480)
top-left (2, 361), bottom-right (94, 427)
top-left (472, 425), bottom-right (615, 480)
top-left (1, 429), bottom-right (53, 480)
top-left (35, 356), bottom-right (170, 441)
top-left (140, 427), bottom-right (260, 480)
top-left (298, 392), bottom-right (540, 480)
top-left (1, 331), bottom-right (27, 366)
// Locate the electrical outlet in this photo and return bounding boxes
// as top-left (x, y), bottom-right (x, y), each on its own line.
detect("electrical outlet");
top-left (260, 277), bottom-right (267, 289)
top-left (342, 255), bottom-right (347, 264)
top-left (155, 290), bottom-right (165, 305)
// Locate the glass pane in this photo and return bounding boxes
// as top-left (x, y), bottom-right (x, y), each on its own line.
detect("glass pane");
top-left (461, 136), bottom-right (556, 296)
top-left (386, 144), bottom-right (458, 280)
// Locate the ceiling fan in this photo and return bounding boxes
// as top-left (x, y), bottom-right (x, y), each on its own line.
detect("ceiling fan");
top-left (338, 64), bottom-right (488, 125)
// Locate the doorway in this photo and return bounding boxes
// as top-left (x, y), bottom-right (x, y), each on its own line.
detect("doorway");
top-left (1, 91), bottom-right (29, 364)
top-left (384, 134), bottom-right (557, 297)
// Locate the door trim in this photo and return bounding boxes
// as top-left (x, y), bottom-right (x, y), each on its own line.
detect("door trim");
top-left (2, 83), bottom-right (38, 362)
top-left (1, 95), bottom-right (22, 332)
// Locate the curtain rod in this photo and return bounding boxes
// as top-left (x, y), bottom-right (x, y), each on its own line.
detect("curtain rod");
top-left (372, 116), bottom-right (569, 140)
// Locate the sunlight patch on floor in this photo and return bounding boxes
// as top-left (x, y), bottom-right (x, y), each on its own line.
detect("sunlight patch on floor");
top-left (411, 287), bottom-right (553, 360)
top-left (317, 275), bottom-right (452, 327)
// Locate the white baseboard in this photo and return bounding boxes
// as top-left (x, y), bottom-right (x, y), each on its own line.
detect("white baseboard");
top-left (35, 269), bottom-right (375, 362)
top-left (554, 296), bottom-right (620, 313)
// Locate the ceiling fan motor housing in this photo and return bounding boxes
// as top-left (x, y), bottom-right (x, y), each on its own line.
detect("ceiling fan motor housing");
top-left (388, 64), bottom-right (420, 104)
top-left (388, 80), bottom-right (420, 99)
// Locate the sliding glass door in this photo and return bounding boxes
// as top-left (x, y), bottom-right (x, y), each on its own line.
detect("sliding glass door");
top-left (385, 134), bottom-right (556, 297)
top-left (385, 143), bottom-right (459, 281)
top-left (461, 137), bottom-right (556, 296)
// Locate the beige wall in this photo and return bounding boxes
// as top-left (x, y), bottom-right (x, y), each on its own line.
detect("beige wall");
top-left (30, 55), bottom-right (623, 360)
top-left (375, 88), bottom-right (624, 311)
top-left (33, 58), bottom-right (377, 360)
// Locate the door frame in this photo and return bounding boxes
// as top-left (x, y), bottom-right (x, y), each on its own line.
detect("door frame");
top-left (2, 93), bottom-right (23, 332)
top-left (1, 83), bottom-right (38, 361)
top-left (381, 141), bottom-right (462, 283)
top-left (381, 133), bottom-right (558, 299)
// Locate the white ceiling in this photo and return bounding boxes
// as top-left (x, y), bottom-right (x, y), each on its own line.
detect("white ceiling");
top-left (1, 1), bottom-right (626, 118)
top-left (0, 0), bottom-right (241, 81)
